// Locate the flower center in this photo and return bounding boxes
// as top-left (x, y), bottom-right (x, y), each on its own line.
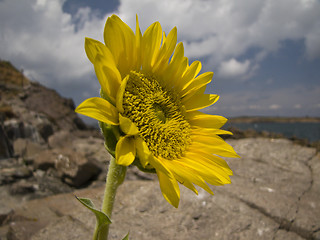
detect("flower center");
top-left (122, 71), bottom-right (191, 159)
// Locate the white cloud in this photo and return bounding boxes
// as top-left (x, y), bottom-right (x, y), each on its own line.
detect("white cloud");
top-left (1, 0), bottom-right (319, 84)
top-left (269, 104), bottom-right (281, 110)
top-left (0, 0), bottom-right (105, 87)
top-left (249, 105), bottom-right (262, 110)
top-left (294, 104), bottom-right (302, 109)
top-left (218, 58), bottom-right (251, 79)
top-left (118, 0), bottom-right (320, 74)
top-left (0, 0), bottom-right (319, 118)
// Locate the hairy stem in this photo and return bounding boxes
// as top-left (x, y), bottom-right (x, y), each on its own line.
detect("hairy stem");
top-left (93, 157), bottom-right (127, 240)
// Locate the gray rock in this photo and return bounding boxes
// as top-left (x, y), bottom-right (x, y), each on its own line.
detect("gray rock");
top-left (0, 124), bottom-right (13, 159)
top-left (71, 137), bottom-right (109, 163)
top-left (23, 82), bottom-right (87, 131)
top-left (0, 158), bottom-right (32, 184)
top-left (4, 119), bottom-right (43, 144)
top-left (1, 138), bottom-right (319, 240)
top-left (37, 122), bottom-right (54, 142)
top-left (225, 138), bottom-right (319, 240)
top-left (9, 179), bottom-right (36, 195)
top-left (33, 147), bottom-right (101, 187)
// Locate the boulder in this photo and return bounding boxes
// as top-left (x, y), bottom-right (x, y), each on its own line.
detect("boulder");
top-left (33, 147), bottom-right (101, 187)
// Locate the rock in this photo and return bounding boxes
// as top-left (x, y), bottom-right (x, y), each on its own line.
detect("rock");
top-left (9, 179), bottom-right (37, 195)
top-left (4, 119), bottom-right (44, 144)
top-left (48, 130), bottom-right (73, 149)
top-left (0, 158), bottom-right (32, 184)
top-left (33, 149), bottom-right (56, 170)
top-left (33, 173), bottom-right (73, 197)
top-left (34, 147), bottom-right (101, 187)
top-left (71, 137), bottom-right (110, 163)
top-left (1, 138), bottom-right (319, 240)
top-left (37, 122), bottom-right (54, 142)
top-left (0, 124), bottom-right (13, 159)
top-left (224, 138), bottom-right (319, 240)
top-left (1, 60), bottom-right (88, 156)
top-left (23, 82), bottom-right (87, 131)
top-left (13, 138), bottom-right (46, 159)
top-left (293, 152), bottom-right (320, 237)
top-left (54, 149), bottom-right (102, 187)
top-left (31, 216), bottom-right (92, 240)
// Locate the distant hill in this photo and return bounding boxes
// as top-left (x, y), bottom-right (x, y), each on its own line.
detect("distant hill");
top-left (0, 59), bottom-right (89, 158)
top-left (0, 60), bottom-right (29, 87)
top-left (0, 59), bottom-right (87, 131)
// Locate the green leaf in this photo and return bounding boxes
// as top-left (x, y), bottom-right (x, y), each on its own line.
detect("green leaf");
top-left (122, 232), bottom-right (129, 240)
top-left (99, 121), bottom-right (120, 157)
top-left (75, 196), bottom-right (112, 226)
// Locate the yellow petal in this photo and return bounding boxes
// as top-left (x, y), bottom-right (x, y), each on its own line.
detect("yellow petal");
top-left (115, 136), bottom-right (136, 166)
top-left (177, 61), bottom-right (202, 92)
top-left (191, 127), bottom-right (233, 136)
top-left (182, 152), bottom-right (231, 185)
top-left (165, 43), bottom-right (188, 88)
top-left (187, 149), bottom-right (233, 176)
top-left (75, 97), bottom-right (118, 125)
top-left (191, 135), bottom-right (240, 158)
top-left (180, 72), bottom-right (213, 98)
top-left (119, 114), bottom-right (139, 135)
top-left (187, 111), bottom-right (228, 129)
top-left (184, 93), bottom-right (219, 112)
top-left (170, 42), bottom-right (185, 65)
top-left (116, 75), bottom-right (129, 113)
top-left (104, 15), bottom-right (136, 76)
top-left (186, 149), bottom-right (233, 176)
top-left (85, 37), bottom-right (116, 65)
top-left (94, 54), bottom-right (122, 104)
top-left (153, 27), bottom-right (177, 74)
top-left (157, 170), bottom-right (180, 208)
top-left (135, 137), bottom-right (151, 167)
top-left (134, 15), bottom-right (142, 70)
top-left (141, 21), bottom-right (162, 71)
top-left (166, 160), bottom-right (213, 195)
top-left (162, 27), bottom-right (177, 62)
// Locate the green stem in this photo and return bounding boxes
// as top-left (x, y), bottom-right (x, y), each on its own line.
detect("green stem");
top-left (93, 157), bottom-right (127, 240)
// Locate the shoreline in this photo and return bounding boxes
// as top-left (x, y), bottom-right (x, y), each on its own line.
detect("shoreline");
top-left (227, 116), bottom-right (320, 123)
top-left (222, 126), bottom-right (320, 152)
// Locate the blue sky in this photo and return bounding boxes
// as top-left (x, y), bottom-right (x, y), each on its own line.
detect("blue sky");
top-left (0, 0), bottom-right (319, 119)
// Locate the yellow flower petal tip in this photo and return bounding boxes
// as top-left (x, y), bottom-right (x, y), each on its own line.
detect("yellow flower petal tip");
top-left (76, 14), bottom-right (239, 207)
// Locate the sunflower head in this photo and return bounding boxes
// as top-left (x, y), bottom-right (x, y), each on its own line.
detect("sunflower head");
top-left (76, 15), bottom-right (239, 208)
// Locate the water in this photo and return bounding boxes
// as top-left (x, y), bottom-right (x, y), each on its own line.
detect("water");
top-left (224, 122), bottom-right (320, 143)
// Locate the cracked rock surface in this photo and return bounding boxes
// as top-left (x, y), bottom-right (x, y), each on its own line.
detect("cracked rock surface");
top-left (1, 138), bottom-right (319, 240)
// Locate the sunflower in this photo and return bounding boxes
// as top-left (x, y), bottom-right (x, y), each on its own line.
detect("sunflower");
top-left (76, 15), bottom-right (239, 208)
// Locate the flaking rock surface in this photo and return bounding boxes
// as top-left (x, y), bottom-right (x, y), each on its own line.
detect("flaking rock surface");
top-left (2, 138), bottom-right (319, 240)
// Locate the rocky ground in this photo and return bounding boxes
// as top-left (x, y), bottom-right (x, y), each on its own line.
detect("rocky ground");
top-left (1, 60), bottom-right (319, 239)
